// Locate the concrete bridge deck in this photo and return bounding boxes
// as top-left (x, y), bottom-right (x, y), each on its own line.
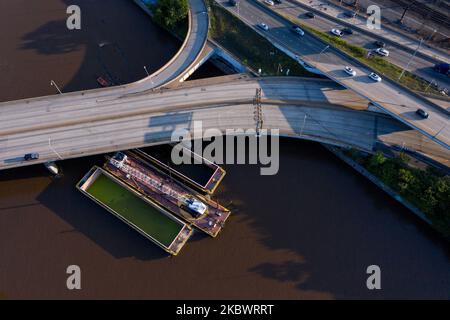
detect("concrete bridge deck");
top-left (1, 75), bottom-right (448, 170)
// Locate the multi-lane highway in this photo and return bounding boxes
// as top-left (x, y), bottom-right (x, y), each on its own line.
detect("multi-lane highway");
top-left (289, 0), bottom-right (450, 65)
top-left (216, 0), bottom-right (450, 149)
top-left (274, 0), bottom-right (450, 91)
top-left (1, 75), bottom-right (448, 170)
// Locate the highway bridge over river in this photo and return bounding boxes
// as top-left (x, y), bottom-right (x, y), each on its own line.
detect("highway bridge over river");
top-left (0, 0), bottom-right (448, 171)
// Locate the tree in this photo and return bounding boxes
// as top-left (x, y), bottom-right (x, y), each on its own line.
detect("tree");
top-left (153, 0), bottom-right (189, 30)
top-left (368, 151), bottom-right (386, 173)
top-left (398, 168), bottom-right (415, 193)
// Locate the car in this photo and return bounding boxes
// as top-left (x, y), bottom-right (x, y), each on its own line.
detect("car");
top-left (264, 0), bottom-right (275, 6)
top-left (342, 27), bottom-right (353, 35)
top-left (274, 0), bottom-right (282, 3)
top-left (375, 48), bottom-right (389, 57)
top-left (331, 28), bottom-right (343, 37)
top-left (368, 72), bottom-right (382, 82)
top-left (374, 40), bottom-right (386, 48)
top-left (344, 66), bottom-right (356, 76)
top-left (305, 12), bottom-right (315, 18)
top-left (344, 11), bottom-right (357, 18)
top-left (24, 153), bottom-right (39, 161)
top-left (228, 0), bottom-right (237, 6)
top-left (96, 76), bottom-right (111, 87)
top-left (434, 63), bottom-right (450, 76)
top-left (291, 25), bottom-right (305, 36)
top-left (257, 22), bottom-right (269, 31)
top-left (415, 108), bottom-right (429, 119)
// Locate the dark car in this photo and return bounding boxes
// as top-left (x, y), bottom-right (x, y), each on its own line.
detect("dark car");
top-left (305, 12), bottom-right (315, 18)
top-left (96, 76), bottom-right (111, 87)
top-left (434, 63), bottom-right (450, 76)
top-left (228, 0), bottom-right (237, 6)
top-left (374, 40), bottom-right (386, 48)
top-left (342, 27), bottom-right (353, 35)
top-left (344, 11), bottom-right (357, 18)
top-left (24, 153), bottom-right (39, 161)
top-left (415, 108), bottom-right (429, 119)
top-left (274, 0), bottom-right (282, 3)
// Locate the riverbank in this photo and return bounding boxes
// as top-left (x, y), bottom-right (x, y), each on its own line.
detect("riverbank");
top-left (2, 139), bottom-right (450, 299)
top-left (326, 145), bottom-right (450, 240)
top-left (207, 0), bottom-right (319, 77)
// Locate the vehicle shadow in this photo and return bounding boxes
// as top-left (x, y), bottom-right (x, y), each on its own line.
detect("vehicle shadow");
top-left (353, 75), bottom-right (374, 84)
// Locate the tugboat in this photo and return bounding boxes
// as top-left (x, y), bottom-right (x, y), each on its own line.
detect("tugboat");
top-left (179, 196), bottom-right (208, 218)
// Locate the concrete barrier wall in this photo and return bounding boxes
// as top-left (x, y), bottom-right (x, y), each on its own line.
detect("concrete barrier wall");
top-left (250, 0), bottom-right (450, 116)
top-left (324, 145), bottom-right (432, 226)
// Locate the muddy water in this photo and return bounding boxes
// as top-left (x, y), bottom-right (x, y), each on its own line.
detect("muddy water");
top-left (0, 0), bottom-right (449, 299)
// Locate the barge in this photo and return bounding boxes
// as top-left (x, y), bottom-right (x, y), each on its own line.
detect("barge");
top-left (77, 166), bottom-right (192, 255)
top-left (104, 151), bottom-right (231, 237)
top-left (135, 145), bottom-right (226, 195)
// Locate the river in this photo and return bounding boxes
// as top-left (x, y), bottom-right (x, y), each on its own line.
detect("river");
top-left (0, 0), bottom-right (449, 299)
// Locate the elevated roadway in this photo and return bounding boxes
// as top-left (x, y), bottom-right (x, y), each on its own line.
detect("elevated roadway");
top-left (1, 76), bottom-right (448, 170)
top-left (216, 0), bottom-right (450, 149)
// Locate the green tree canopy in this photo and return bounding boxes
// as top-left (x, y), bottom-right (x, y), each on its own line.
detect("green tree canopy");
top-left (153, 0), bottom-right (189, 30)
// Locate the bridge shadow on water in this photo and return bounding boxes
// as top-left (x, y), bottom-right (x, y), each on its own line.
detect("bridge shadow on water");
top-left (3, 0), bottom-right (450, 298)
top-left (7, 0), bottom-right (180, 101)
top-left (213, 138), bottom-right (450, 299)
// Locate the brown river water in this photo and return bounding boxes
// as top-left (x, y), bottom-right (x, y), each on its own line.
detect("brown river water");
top-left (0, 0), bottom-right (449, 299)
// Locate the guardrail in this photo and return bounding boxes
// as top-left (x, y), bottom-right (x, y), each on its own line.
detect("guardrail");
top-left (286, 0), bottom-right (449, 65)
top-left (250, 0), bottom-right (450, 119)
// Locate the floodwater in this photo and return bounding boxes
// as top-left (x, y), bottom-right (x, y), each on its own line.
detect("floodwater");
top-left (0, 0), bottom-right (449, 299)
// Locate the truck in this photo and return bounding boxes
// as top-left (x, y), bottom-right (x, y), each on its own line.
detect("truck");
top-left (434, 63), bottom-right (450, 76)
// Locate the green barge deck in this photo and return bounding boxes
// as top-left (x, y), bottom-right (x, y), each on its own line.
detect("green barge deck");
top-left (77, 167), bottom-right (192, 255)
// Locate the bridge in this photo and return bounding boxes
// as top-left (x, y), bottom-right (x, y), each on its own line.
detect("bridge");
top-left (216, 0), bottom-right (450, 149)
top-left (1, 75), bottom-right (448, 170)
top-left (0, 0), bottom-right (448, 171)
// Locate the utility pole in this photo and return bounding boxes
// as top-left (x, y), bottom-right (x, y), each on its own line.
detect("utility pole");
top-left (299, 114), bottom-right (307, 137)
top-left (317, 45), bottom-right (330, 65)
top-left (48, 137), bottom-right (63, 160)
top-left (277, 63), bottom-right (283, 75)
top-left (399, 38), bottom-right (423, 81)
top-left (400, 0), bottom-right (417, 24)
top-left (50, 80), bottom-right (62, 94)
top-left (425, 80), bottom-right (436, 92)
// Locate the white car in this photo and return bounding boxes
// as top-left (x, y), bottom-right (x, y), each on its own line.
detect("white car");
top-left (264, 0), bottom-right (275, 5)
top-left (344, 66), bottom-right (356, 76)
top-left (375, 48), bottom-right (389, 57)
top-left (258, 22), bottom-right (269, 31)
top-left (368, 72), bottom-right (382, 82)
top-left (292, 26), bottom-right (305, 36)
top-left (331, 28), bottom-right (343, 37)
